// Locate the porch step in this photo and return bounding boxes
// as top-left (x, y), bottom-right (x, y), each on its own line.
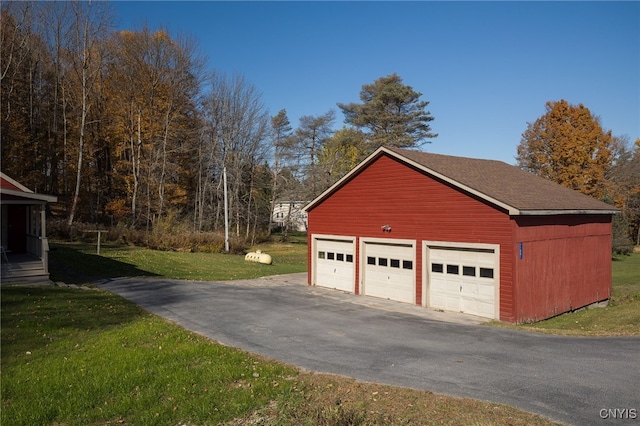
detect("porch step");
top-left (0, 273), bottom-right (53, 286)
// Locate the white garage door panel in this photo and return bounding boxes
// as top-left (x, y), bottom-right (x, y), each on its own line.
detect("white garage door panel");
top-left (428, 246), bottom-right (497, 319)
top-left (316, 238), bottom-right (355, 292)
top-left (363, 242), bottom-right (415, 304)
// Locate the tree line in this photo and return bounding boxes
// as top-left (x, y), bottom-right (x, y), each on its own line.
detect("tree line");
top-left (1, 2), bottom-right (436, 245)
top-left (2, 2), bottom-right (637, 250)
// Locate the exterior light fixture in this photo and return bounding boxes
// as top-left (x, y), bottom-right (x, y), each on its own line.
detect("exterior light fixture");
top-left (381, 224), bottom-right (392, 232)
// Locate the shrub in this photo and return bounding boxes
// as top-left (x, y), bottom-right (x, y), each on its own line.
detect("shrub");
top-left (612, 214), bottom-right (634, 255)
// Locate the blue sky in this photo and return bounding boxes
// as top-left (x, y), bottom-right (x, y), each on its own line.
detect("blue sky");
top-left (113, 1), bottom-right (639, 164)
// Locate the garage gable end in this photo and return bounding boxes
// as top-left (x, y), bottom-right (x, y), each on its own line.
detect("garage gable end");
top-left (304, 147), bottom-right (618, 217)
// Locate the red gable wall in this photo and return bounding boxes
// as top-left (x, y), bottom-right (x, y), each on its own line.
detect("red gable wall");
top-left (307, 154), bottom-right (516, 321)
top-left (1, 176), bottom-right (22, 191)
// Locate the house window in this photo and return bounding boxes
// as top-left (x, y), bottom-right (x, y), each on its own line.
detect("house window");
top-left (390, 259), bottom-right (400, 268)
top-left (327, 252), bottom-right (335, 260)
top-left (378, 257), bottom-right (388, 267)
top-left (447, 264), bottom-right (459, 275)
top-left (403, 260), bottom-right (413, 270)
top-left (346, 254), bottom-right (353, 263)
top-left (431, 263), bottom-right (444, 273)
top-left (337, 253), bottom-right (344, 261)
top-left (318, 251), bottom-right (325, 259)
top-left (367, 256), bottom-right (376, 265)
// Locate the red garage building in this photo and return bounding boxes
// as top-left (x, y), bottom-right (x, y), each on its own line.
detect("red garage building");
top-left (304, 147), bottom-right (618, 323)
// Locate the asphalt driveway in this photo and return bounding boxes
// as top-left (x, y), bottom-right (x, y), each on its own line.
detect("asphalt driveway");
top-left (95, 273), bottom-right (639, 426)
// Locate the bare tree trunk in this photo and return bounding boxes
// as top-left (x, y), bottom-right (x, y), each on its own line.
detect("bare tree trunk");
top-left (67, 27), bottom-right (90, 226)
top-left (62, 87), bottom-right (69, 196)
top-left (67, 0), bottom-right (110, 225)
top-left (157, 103), bottom-right (173, 220)
top-left (245, 170), bottom-right (254, 239)
top-left (67, 89), bottom-right (86, 225)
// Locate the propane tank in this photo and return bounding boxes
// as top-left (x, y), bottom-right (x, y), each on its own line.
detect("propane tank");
top-left (244, 250), bottom-right (272, 265)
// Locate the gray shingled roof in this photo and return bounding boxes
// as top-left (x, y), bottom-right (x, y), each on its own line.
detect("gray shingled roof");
top-left (305, 147), bottom-right (618, 215)
top-left (386, 147), bottom-right (618, 215)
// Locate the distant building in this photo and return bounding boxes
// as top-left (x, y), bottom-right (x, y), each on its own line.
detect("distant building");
top-left (273, 201), bottom-right (308, 232)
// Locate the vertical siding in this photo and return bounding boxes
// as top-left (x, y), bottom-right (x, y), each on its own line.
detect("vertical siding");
top-left (513, 215), bottom-right (613, 322)
top-left (307, 154), bottom-right (515, 320)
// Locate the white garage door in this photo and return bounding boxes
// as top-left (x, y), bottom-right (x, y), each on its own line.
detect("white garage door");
top-left (428, 246), bottom-right (497, 319)
top-left (315, 237), bottom-right (355, 292)
top-left (362, 240), bottom-right (415, 304)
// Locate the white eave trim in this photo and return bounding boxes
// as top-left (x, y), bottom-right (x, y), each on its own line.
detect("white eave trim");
top-left (517, 209), bottom-right (619, 216)
top-left (0, 172), bottom-right (34, 193)
top-left (0, 188), bottom-right (58, 203)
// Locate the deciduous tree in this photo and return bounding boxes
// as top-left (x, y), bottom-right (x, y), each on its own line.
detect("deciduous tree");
top-left (516, 99), bottom-right (615, 200)
top-left (608, 138), bottom-right (640, 247)
top-left (292, 110), bottom-right (335, 197)
top-left (200, 72), bottom-right (269, 238)
top-left (105, 27), bottom-right (202, 228)
top-left (0, 3), bottom-right (52, 191)
top-left (66, 0), bottom-right (112, 225)
top-left (268, 109), bottom-right (292, 233)
top-left (317, 127), bottom-right (367, 189)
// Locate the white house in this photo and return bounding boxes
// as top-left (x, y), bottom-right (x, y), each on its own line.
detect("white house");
top-left (272, 201), bottom-right (308, 232)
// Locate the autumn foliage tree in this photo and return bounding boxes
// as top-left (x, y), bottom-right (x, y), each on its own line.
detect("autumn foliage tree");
top-left (104, 27), bottom-right (202, 229)
top-left (516, 100), bottom-right (615, 200)
top-left (1, 3), bottom-right (54, 192)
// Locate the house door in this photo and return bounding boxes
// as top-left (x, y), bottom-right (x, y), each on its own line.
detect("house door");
top-left (7, 205), bottom-right (27, 253)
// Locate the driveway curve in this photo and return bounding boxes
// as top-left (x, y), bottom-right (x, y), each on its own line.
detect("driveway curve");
top-left (95, 274), bottom-right (639, 426)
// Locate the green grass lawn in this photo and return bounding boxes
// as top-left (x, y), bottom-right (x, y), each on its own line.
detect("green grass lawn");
top-left (492, 251), bottom-right (640, 335)
top-left (1, 285), bottom-right (558, 426)
top-left (48, 238), bottom-right (308, 284)
top-left (1, 286), bottom-right (298, 425)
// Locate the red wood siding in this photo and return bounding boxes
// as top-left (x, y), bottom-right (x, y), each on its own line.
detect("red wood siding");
top-left (0, 177), bottom-right (21, 191)
top-left (513, 215), bottom-right (612, 322)
top-left (307, 154), bottom-right (515, 321)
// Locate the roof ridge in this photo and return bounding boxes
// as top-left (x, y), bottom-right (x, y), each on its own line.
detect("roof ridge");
top-left (385, 146), bottom-right (617, 214)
